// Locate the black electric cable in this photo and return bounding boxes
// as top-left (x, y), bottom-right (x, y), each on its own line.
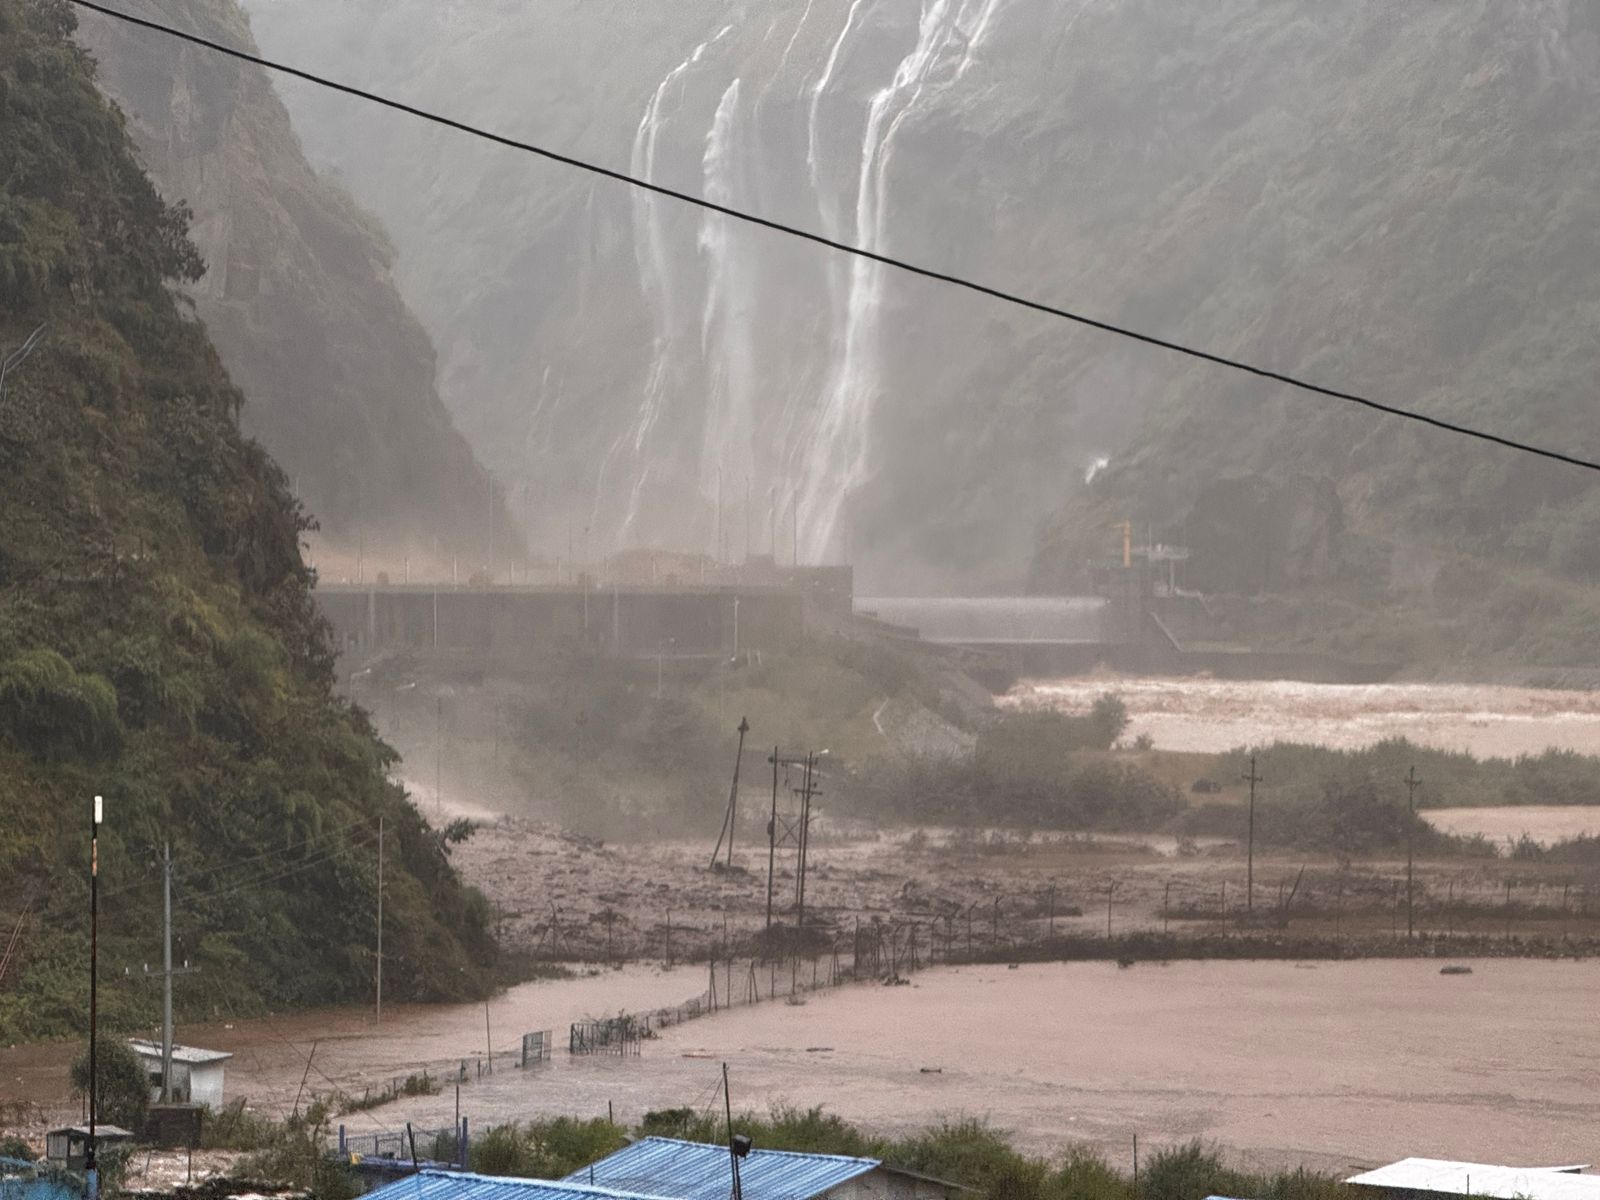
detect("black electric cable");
top-left (66, 0), bottom-right (1600, 475)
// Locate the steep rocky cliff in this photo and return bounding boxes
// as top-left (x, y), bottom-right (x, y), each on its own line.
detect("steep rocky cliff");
top-left (0, 0), bottom-right (494, 1038)
top-left (75, 0), bottom-right (519, 567)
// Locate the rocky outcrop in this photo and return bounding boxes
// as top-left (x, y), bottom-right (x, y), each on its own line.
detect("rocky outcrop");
top-left (76, 0), bottom-right (519, 563)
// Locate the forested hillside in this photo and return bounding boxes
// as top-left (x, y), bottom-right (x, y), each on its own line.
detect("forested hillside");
top-left (72, 0), bottom-right (519, 566)
top-left (1030, 2), bottom-right (1600, 665)
top-left (0, 0), bottom-right (494, 1040)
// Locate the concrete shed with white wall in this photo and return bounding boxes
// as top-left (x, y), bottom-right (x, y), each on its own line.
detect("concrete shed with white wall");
top-left (127, 1040), bottom-right (232, 1109)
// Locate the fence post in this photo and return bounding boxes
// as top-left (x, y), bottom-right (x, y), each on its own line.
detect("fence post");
top-left (338, 1126), bottom-right (346, 1157)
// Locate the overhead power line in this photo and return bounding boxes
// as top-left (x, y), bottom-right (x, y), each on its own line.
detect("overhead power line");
top-left (67, 0), bottom-right (1600, 476)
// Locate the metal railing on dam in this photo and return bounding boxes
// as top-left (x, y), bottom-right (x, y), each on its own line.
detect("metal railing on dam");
top-left (315, 582), bottom-right (806, 663)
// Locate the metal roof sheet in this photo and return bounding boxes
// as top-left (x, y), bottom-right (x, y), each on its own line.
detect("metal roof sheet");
top-left (127, 1038), bottom-right (232, 1065)
top-left (45, 1126), bottom-right (133, 1139)
top-left (563, 1138), bottom-right (881, 1200)
top-left (364, 1170), bottom-right (680, 1200)
top-left (1347, 1159), bottom-right (1600, 1200)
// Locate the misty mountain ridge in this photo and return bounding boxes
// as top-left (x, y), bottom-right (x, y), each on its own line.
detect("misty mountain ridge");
top-left (225, 0), bottom-right (1600, 610)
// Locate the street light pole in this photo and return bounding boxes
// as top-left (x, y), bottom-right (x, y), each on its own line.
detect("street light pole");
top-left (88, 795), bottom-right (103, 1200)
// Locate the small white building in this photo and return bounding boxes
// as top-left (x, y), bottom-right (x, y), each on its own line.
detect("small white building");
top-left (127, 1039), bottom-right (232, 1109)
top-left (1348, 1159), bottom-right (1600, 1200)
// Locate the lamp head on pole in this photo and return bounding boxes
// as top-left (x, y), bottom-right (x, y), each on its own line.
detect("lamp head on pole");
top-left (94, 795), bottom-right (103, 825)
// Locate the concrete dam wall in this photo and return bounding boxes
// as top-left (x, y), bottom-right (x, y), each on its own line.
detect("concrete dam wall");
top-left (317, 584), bottom-right (806, 664)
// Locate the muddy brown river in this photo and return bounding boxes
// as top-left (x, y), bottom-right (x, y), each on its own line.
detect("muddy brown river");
top-left (13, 959), bottom-right (1594, 1175)
top-left (1011, 678), bottom-right (1600, 757)
top-left (10, 678), bottom-right (1600, 1172)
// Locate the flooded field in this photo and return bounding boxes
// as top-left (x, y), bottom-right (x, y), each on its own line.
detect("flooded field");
top-left (1422, 805), bottom-right (1600, 846)
top-left (21, 959), bottom-right (1588, 1176)
top-left (0, 964), bottom-right (708, 1129)
top-left (1011, 678), bottom-right (1600, 757)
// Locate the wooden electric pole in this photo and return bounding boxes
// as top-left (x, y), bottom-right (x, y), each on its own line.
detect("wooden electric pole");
top-left (375, 816), bottom-right (385, 1022)
top-left (1243, 755), bottom-right (1262, 911)
top-left (765, 746), bottom-right (779, 934)
top-left (1405, 766), bottom-right (1421, 939)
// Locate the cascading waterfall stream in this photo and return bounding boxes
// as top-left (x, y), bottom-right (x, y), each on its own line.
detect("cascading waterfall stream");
top-left (606, 0), bottom-right (1013, 564)
top-left (796, 0), bottom-right (1012, 563)
top-left (697, 78), bottom-right (760, 555)
top-left (604, 26), bottom-right (733, 546)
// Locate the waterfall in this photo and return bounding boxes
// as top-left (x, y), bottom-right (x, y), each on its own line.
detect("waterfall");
top-left (697, 79), bottom-right (758, 553)
top-left (607, 0), bottom-right (1017, 564)
top-left (796, 0), bottom-right (1013, 563)
top-left (604, 26), bottom-right (732, 545)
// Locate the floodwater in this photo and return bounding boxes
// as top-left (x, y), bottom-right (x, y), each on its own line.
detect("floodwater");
top-left (0, 964), bottom-right (708, 1125)
top-left (98, 959), bottom-right (1600, 1176)
top-left (1012, 678), bottom-right (1600, 757)
top-left (1422, 805), bottom-right (1600, 847)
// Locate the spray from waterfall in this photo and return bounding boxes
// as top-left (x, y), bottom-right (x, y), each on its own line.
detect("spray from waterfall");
top-left (602, 26), bottom-right (733, 545)
top-left (698, 78), bottom-right (759, 554)
top-left (797, 0), bottom-right (1012, 563)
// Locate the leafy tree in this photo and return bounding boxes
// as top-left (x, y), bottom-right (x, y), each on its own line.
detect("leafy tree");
top-left (70, 1040), bottom-right (149, 1133)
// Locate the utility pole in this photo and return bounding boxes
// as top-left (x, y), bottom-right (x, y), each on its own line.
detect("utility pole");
top-left (1243, 755), bottom-right (1262, 911)
top-left (161, 842), bottom-right (173, 1103)
top-left (709, 718), bottom-right (750, 870)
top-left (132, 846), bottom-right (197, 1103)
top-left (765, 746), bottom-right (779, 934)
top-left (723, 1063), bottom-right (743, 1200)
top-left (796, 754), bottom-right (816, 929)
top-left (88, 796), bottom-right (102, 1200)
top-left (1405, 766), bottom-right (1421, 939)
top-left (375, 817), bottom-right (385, 1023)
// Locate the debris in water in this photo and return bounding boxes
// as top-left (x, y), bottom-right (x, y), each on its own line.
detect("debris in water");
top-left (1440, 965), bottom-right (1474, 975)
top-left (919, 1067), bottom-right (943, 1074)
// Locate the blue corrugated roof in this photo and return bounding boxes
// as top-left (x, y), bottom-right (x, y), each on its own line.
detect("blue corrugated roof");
top-left (0, 1160), bottom-right (79, 1200)
top-left (364, 1170), bottom-right (681, 1200)
top-left (562, 1137), bottom-right (881, 1200)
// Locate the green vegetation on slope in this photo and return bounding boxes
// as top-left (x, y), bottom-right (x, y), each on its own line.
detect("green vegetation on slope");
top-left (0, 0), bottom-right (493, 1041)
top-left (1177, 739), bottom-right (1600, 860)
top-left (483, 632), bottom-right (986, 838)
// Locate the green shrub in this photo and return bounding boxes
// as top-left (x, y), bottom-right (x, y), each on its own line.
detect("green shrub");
top-left (69, 1040), bottom-right (148, 1134)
